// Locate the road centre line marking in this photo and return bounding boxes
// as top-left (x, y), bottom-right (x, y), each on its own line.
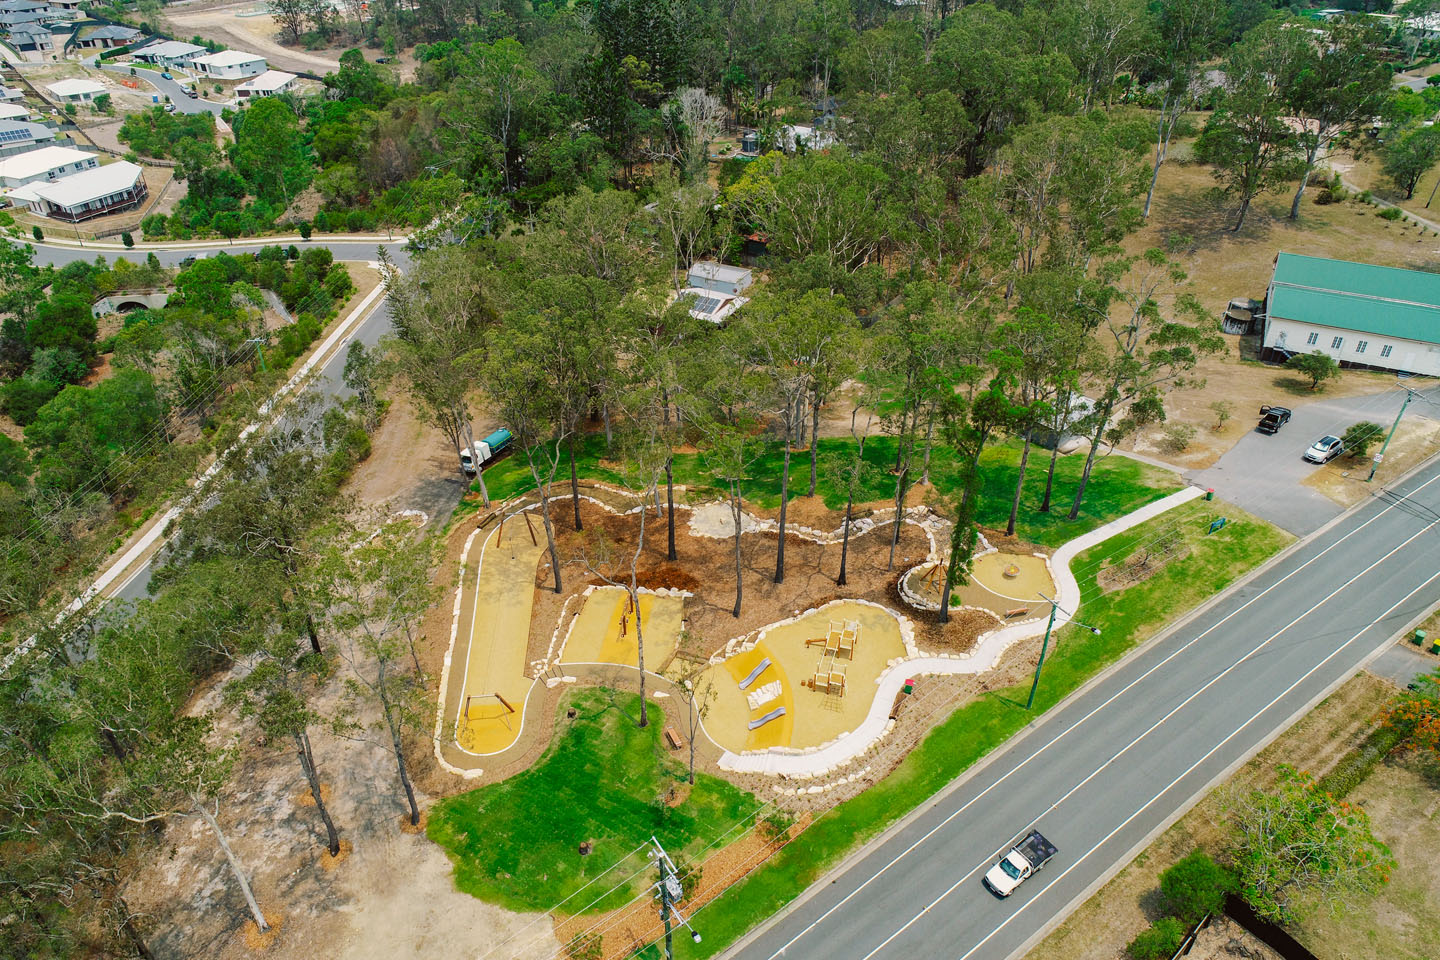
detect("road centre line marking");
top-left (761, 470), bottom-right (1440, 960)
top-left (854, 516), bottom-right (1440, 960)
top-left (951, 562), bottom-right (1440, 960)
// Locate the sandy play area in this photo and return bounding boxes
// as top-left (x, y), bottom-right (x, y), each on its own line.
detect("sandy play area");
top-left (455, 520), bottom-right (547, 755)
top-left (558, 586), bottom-right (685, 668)
top-left (704, 601), bottom-right (908, 754)
top-left (906, 551), bottom-right (1054, 618)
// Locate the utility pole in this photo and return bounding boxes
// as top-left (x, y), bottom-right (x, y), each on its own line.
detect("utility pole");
top-left (1026, 592), bottom-right (1101, 711)
top-left (650, 837), bottom-right (701, 960)
top-left (1368, 384), bottom-right (1418, 483)
top-left (246, 337), bottom-right (267, 371)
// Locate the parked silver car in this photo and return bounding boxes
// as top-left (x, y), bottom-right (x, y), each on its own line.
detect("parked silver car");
top-left (1304, 435), bottom-right (1344, 464)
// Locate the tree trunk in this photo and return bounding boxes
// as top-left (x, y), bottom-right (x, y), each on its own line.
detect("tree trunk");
top-left (602, 402), bottom-right (612, 448)
top-left (808, 389), bottom-right (822, 496)
top-left (568, 439), bottom-right (583, 532)
top-left (774, 436), bottom-right (791, 584)
top-left (1040, 442), bottom-right (1061, 513)
top-left (1067, 405), bottom-right (1111, 521)
top-left (1290, 145), bottom-right (1319, 220)
top-left (194, 799), bottom-right (268, 933)
top-left (305, 612), bottom-right (322, 655)
top-left (837, 491), bottom-right (853, 586)
top-left (380, 691), bottom-right (420, 825)
top-left (116, 895), bottom-right (154, 960)
top-left (887, 465), bottom-right (908, 571)
top-left (527, 453), bottom-right (563, 594)
top-left (920, 412), bottom-right (936, 485)
top-left (634, 504), bottom-right (650, 727)
top-left (1006, 430), bottom-right (1033, 537)
top-left (730, 482), bottom-right (744, 618)
top-left (295, 729), bottom-right (340, 856)
top-left (1143, 99), bottom-right (1171, 219)
top-left (1232, 195), bottom-right (1251, 233)
top-left (665, 458), bottom-right (677, 562)
top-left (460, 416), bottom-right (489, 508)
top-left (892, 402), bottom-right (910, 471)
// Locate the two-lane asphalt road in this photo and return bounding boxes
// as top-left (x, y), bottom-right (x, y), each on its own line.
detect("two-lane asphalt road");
top-left (731, 460), bottom-right (1440, 960)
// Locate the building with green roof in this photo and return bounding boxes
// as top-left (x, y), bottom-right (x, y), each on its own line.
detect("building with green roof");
top-left (1260, 252), bottom-right (1440, 375)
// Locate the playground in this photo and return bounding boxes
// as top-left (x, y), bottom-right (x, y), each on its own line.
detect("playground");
top-left (557, 586), bottom-right (685, 668)
top-left (704, 601), bottom-right (908, 753)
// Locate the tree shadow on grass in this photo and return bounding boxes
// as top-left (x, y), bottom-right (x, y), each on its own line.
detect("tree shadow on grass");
top-left (1150, 176), bottom-right (1288, 256)
top-left (1272, 376), bottom-right (1329, 397)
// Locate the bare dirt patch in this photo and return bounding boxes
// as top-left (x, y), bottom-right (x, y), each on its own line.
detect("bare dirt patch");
top-left (1025, 672), bottom-right (1394, 960)
top-left (168, 3), bottom-right (343, 75)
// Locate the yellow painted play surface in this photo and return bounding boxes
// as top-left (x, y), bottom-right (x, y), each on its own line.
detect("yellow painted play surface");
top-left (911, 553), bottom-right (1054, 619)
top-left (559, 586), bottom-right (685, 669)
top-left (704, 602), bottom-right (907, 754)
top-left (456, 521), bottom-right (547, 755)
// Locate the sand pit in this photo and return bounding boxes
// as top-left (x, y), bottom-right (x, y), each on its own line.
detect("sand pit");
top-left (558, 586), bottom-right (685, 669)
top-left (455, 521), bottom-right (547, 755)
top-left (704, 601), bottom-right (907, 754)
top-left (905, 552), bottom-right (1054, 619)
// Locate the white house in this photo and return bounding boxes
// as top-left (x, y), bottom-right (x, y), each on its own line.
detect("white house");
top-left (133, 39), bottom-right (207, 67)
top-left (687, 261), bottom-right (753, 297)
top-left (679, 288), bottom-right (748, 324)
top-left (8, 160), bottom-right (146, 221)
top-left (46, 78), bottom-right (106, 103)
top-left (0, 104), bottom-right (29, 120)
top-left (0, 86), bottom-right (25, 102)
top-left (1259, 252), bottom-right (1440, 377)
top-left (236, 70), bottom-right (296, 99)
top-left (0, 145), bottom-right (95, 189)
top-left (188, 49), bottom-right (266, 79)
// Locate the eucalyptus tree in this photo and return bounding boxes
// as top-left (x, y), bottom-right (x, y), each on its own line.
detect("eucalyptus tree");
top-left (1141, 0), bottom-right (1226, 218)
top-left (1067, 248), bottom-right (1224, 520)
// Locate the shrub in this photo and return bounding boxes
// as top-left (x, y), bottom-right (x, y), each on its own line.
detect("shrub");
top-left (287, 244), bottom-right (299, 260)
top-left (1343, 420), bottom-right (1384, 459)
top-left (1160, 851), bottom-right (1232, 923)
top-left (31, 225), bottom-right (42, 242)
top-left (1379, 206), bottom-right (1404, 221)
top-left (140, 213), bottom-right (166, 237)
top-left (757, 809), bottom-right (796, 843)
top-left (1159, 423), bottom-right (1197, 454)
top-left (1126, 917), bottom-right (1186, 960)
top-left (1358, 189), bottom-right (1373, 203)
top-left (298, 220), bottom-right (312, 239)
top-left (121, 231), bottom-right (133, 248)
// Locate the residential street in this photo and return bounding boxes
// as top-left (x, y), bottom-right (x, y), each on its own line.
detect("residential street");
top-left (729, 456), bottom-right (1440, 960)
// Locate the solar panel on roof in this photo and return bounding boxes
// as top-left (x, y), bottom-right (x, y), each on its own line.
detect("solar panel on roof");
top-left (689, 295), bottom-right (726, 315)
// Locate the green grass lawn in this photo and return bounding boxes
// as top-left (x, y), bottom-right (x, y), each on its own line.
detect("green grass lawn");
top-left (668, 501), bottom-right (1291, 957)
top-left (479, 435), bottom-right (1180, 549)
top-left (427, 688), bottom-right (761, 913)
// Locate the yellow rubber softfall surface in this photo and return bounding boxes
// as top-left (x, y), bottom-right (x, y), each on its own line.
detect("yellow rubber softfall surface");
top-left (558, 586), bottom-right (685, 669)
top-left (456, 520), bottom-right (548, 755)
top-left (710, 643), bottom-right (794, 751)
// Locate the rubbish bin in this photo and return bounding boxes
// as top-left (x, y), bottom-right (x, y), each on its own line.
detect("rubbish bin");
top-left (1205, 488), bottom-right (1214, 502)
top-left (1415, 629), bottom-right (1426, 646)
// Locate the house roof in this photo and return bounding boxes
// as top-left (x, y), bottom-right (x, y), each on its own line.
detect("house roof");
top-left (191, 49), bottom-right (265, 67)
top-left (135, 39), bottom-right (206, 59)
top-left (24, 160), bottom-right (141, 208)
top-left (0, 144), bottom-right (90, 179)
top-left (8, 21), bottom-right (48, 35)
top-left (46, 78), bottom-right (105, 97)
top-left (85, 25), bottom-right (140, 40)
top-left (0, 119), bottom-right (54, 143)
top-left (1269, 252), bottom-right (1440, 344)
top-left (688, 261), bottom-right (751, 284)
top-left (0, 104), bottom-right (28, 119)
top-left (236, 69), bottom-right (295, 92)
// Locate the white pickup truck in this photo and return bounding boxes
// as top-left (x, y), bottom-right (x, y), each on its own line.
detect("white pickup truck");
top-left (982, 830), bottom-right (1058, 897)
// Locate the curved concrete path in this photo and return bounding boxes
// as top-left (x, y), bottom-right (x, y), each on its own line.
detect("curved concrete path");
top-left (715, 485), bottom-right (1206, 777)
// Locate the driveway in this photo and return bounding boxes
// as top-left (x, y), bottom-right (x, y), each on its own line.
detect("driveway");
top-left (1187, 382), bottom-right (1440, 536)
top-left (96, 62), bottom-right (224, 115)
top-left (1369, 641), bottom-right (1435, 688)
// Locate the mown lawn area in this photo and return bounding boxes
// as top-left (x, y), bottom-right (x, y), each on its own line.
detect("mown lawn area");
top-left (668, 501), bottom-right (1290, 957)
top-left (427, 688), bottom-right (761, 913)
top-left (479, 435), bottom-right (1180, 549)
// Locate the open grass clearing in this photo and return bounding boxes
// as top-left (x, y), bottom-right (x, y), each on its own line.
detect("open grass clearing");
top-left (479, 434), bottom-right (1180, 550)
top-left (661, 499), bottom-right (1288, 958)
top-left (427, 687), bottom-right (762, 914)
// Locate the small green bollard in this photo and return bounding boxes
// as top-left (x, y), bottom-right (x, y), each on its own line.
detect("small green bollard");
top-left (1415, 629), bottom-right (1427, 646)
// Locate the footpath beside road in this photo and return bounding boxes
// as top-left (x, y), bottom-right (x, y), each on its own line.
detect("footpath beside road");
top-left (729, 456), bottom-right (1440, 960)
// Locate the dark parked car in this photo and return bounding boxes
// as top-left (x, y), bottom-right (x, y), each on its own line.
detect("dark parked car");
top-left (1257, 405), bottom-right (1292, 434)
top-left (1304, 435), bottom-right (1345, 463)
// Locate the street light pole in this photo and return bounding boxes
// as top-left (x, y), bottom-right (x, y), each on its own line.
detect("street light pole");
top-left (1368, 384), bottom-right (1416, 483)
top-left (1026, 592), bottom-right (1100, 711)
top-left (650, 838), bottom-right (701, 960)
